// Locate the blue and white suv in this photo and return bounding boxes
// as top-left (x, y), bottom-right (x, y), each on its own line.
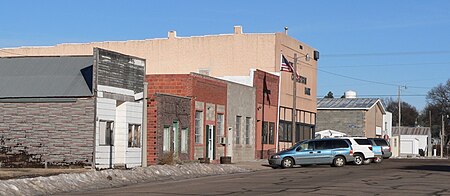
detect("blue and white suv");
top-left (342, 137), bottom-right (376, 165)
top-left (268, 138), bottom-right (354, 168)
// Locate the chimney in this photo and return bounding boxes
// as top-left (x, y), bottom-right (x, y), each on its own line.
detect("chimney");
top-left (284, 27), bottom-right (288, 35)
top-left (234, 26), bottom-right (243, 34)
top-left (168, 30), bottom-right (177, 39)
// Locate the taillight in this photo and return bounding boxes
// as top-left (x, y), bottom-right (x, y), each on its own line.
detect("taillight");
top-left (350, 150), bottom-right (353, 155)
top-left (369, 146), bottom-right (373, 151)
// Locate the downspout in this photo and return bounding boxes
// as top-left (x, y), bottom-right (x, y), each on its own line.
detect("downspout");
top-left (142, 81), bottom-right (148, 167)
top-left (276, 66), bottom-right (282, 153)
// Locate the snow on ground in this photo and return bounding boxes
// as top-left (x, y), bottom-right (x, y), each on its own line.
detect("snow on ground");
top-left (0, 163), bottom-right (250, 196)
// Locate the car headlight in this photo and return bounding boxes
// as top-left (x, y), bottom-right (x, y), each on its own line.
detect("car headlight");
top-left (271, 155), bottom-right (281, 159)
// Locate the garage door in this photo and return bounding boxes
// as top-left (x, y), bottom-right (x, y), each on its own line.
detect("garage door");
top-left (401, 140), bottom-right (414, 154)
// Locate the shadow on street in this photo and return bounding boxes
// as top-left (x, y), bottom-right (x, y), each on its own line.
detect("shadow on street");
top-left (402, 165), bottom-right (450, 172)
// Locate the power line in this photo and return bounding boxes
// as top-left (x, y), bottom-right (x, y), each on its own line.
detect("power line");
top-left (317, 68), bottom-right (397, 87)
top-left (356, 94), bottom-right (426, 97)
top-left (317, 68), bottom-right (432, 89)
top-left (317, 94), bottom-right (427, 98)
top-left (322, 50), bottom-right (450, 57)
top-left (320, 62), bottom-right (450, 68)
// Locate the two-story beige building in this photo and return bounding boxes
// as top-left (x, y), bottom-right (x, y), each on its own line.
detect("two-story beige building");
top-left (0, 26), bottom-right (319, 157)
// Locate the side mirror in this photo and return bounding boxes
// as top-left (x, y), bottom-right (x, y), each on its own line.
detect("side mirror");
top-left (296, 147), bottom-right (302, 151)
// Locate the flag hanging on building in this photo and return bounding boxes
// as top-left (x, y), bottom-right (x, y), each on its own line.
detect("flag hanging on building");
top-left (280, 54), bottom-right (293, 72)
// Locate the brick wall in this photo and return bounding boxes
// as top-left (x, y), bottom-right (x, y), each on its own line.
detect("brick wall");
top-left (146, 73), bottom-right (227, 164)
top-left (146, 74), bottom-right (192, 164)
top-left (156, 94), bottom-right (191, 163)
top-left (0, 98), bottom-right (95, 167)
top-left (253, 70), bottom-right (279, 159)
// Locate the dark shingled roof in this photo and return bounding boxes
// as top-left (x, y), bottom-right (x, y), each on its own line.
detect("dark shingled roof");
top-left (0, 56), bottom-right (94, 98)
top-left (392, 127), bottom-right (431, 136)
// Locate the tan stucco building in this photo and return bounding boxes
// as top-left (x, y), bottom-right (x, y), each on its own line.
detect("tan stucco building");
top-left (1, 26), bottom-right (319, 153)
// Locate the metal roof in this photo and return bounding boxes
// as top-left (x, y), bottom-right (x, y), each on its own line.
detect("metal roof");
top-left (0, 56), bottom-right (94, 98)
top-left (318, 98), bottom-right (384, 110)
top-left (392, 127), bottom-right (431, 136)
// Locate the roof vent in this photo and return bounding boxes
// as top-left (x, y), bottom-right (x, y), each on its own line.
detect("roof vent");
top-left (168, 30), bottom-right (177, 39)
top-left (344, 90), bottom-right (357, 98)
top-left (234, 26), bottom-right (243, 34)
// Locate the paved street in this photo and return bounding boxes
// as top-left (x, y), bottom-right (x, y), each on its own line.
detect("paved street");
top-left (65, 159), bottom-right (450, 196)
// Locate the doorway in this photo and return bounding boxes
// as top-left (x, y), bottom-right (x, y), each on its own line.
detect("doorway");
top-left (206, 125), bottom-right (215, 161)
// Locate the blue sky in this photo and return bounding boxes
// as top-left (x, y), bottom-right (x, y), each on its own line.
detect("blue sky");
top-left (1, 0), bottom-right (449, 110)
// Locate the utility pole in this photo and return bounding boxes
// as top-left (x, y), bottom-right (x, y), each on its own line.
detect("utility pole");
top-left (397, 85), bottom-right (406, 156)
top-left (441, 115), bottom-right (444, 158)
top-left (397, 86), bottom-right (401, 157)
top-left (398, 86), bottom-right (401, 129)
top-left (292, 53), bottom-right (298, 146)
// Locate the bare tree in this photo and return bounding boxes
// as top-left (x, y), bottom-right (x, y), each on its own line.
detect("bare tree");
top-left (324, 91), bottom-right (334, 98)
top-left (384, 97), bottom-right (419, 127)
top-left (425, 79), bottom-right (450, 153)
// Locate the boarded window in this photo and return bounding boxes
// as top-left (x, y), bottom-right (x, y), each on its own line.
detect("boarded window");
top-left (217, 114), bottom-right (224, 137)
top-left (181, 128), bottom-right (188, 153)
top-left (99, 121), bottom-right (114, 146)
top-left (163, 126), bottom-right (171, 152)
top-left (195, 111), bottom-right (203, 144)
top-left (128, 124), bottom-right (141, 148)
top-left (263, 121), bottom-right (275, 144)
top-left (245, 117), bottom-right (251, 145)
top-left (235, 116), bottom-right (242, 144)
top-left (305, 87), bottom-right (311, 95)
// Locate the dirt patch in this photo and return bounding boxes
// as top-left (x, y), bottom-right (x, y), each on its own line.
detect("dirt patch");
top-left (0, 168), bottom-right (89, 180)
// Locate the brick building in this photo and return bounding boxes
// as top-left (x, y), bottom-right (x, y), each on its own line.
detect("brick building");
top-left (0, 48), bottom-right (145, 168)
top-left (252, 70), bottom-right (280, 158)
top-left (146, 73), bottom-right (227, 164)
top-left (1, 25), bottom-right (319, 158)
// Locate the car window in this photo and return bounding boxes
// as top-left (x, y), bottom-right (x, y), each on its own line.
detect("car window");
top-left (374, 139), bottom-right (388, 146)
top-left (332, 140), bottom-right (349, 148)
top-left (354, 139), bottom-right (371, 145)
top-left (297, 142), bottom-right (313, 151)
top-left (314, 140), bottom-right (331, 150)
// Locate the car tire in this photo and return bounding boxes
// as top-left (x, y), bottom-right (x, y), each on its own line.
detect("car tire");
top-left (373, 156), bottom-right (383, 163)
top-left (281, 157), bottom-right (294, 168)
top-left (353, 154), bottom-right (364, 166)
top-left (363, 159), bottom-right (371, 165)
top-left (332, 156), bottom-right (345, 167)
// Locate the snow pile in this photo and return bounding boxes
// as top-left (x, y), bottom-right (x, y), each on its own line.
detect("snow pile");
top-left (0, 163), bottom-right (249, 196)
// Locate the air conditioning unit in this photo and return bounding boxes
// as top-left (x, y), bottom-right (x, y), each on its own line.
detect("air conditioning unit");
top-left (219, 136), bottom-right (227, 145)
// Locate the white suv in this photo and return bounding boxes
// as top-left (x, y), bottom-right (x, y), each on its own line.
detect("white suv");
top-left (342, 137), bottom-right (375, 165)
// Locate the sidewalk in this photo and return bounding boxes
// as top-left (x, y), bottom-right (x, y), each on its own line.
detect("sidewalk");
top-left (233, 159), bottom-right (272, 171)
